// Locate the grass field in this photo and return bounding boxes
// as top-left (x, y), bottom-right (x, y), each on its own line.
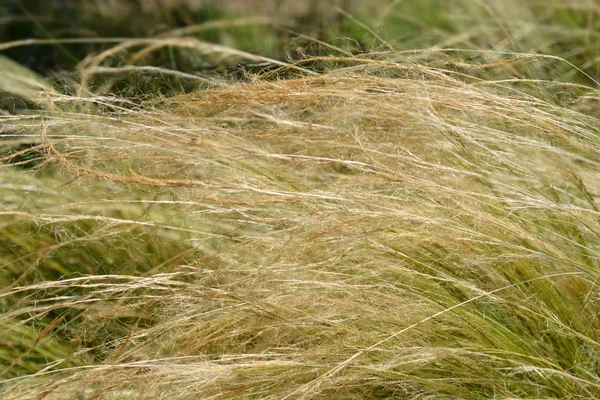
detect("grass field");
top-left (1, 0), bottom-right (600, 398)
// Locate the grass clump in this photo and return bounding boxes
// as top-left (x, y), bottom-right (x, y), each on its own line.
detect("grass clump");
top-left (1, 0), bottom-right (600, 399)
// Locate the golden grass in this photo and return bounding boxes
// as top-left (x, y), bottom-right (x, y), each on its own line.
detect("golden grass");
top-left (1, 0), bottom-right (600, 398)
top-left (1, 48), bottom-right (600, 398)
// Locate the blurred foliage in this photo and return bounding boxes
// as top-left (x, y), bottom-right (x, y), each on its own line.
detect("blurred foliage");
top-left (1, 0), bottom-right (599, 96)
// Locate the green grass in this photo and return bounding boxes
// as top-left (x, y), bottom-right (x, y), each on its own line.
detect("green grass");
top-left (1, 0), bottom-right (600, 398)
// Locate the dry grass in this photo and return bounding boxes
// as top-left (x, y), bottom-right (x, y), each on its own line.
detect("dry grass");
top-left (2, 1), bottom-right (600, 399)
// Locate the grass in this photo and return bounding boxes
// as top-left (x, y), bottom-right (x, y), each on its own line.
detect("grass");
top-left (1, 0), bottom-right (600, 398)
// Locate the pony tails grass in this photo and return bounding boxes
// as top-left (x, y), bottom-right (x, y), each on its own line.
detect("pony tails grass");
top-left (2, 1), bottom-right (600, 398)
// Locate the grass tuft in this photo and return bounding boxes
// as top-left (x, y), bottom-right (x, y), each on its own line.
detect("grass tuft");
top-left (1, 0), bottom-right (600, 399)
